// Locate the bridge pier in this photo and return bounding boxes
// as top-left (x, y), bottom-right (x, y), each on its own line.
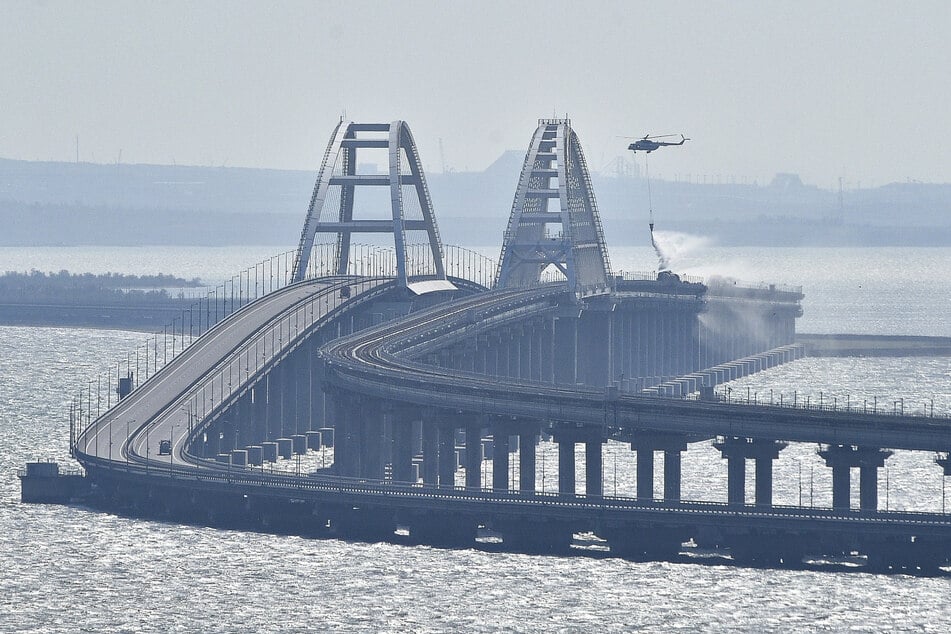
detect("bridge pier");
top-left (552, 314), bottom-right (578, 385)
top-left (464, 417), bottom-right (482, 488)
top-left (421, 415), bottom-right (439, 485)
top-left (233, 391), bottom-right (253, 447)
top-left (714, 437), bottom-right (787, 506)
top-left (818, 445), bottom-right (893, 511)
top-left (629, 432), bottom-right (689, 501)
top-left (202, 427), bottom-right (220, 458)
top-left (577, 310), bottom-right (611, 388)
top-left (279, 352), bottom-right (299, 437)
top-left (550, 424), bottom-right (606, 496)
top-left (219, 423), bottom-right (236, 456)
top-left (438, 422), bottom-right (456, 487)
top-left (389, 407), bottom-right (416, 483)
top-left (558, 438), bottom-right (575, 495)
top-left (519, 427), bottom-right (537, 493)
top-left (359, 400), bottom-right (385, 480)
top-left (251, 380), bottom-right (267, 444)
top-left (492, 420), bottom-right (510, 491)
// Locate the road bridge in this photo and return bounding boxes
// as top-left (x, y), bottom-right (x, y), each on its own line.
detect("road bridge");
top-left (56, 119), bottom-right (951, 573)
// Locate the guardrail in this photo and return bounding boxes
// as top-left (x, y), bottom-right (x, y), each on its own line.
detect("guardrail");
top-left (75, 453), bottom-right (951, 526)
top-left (67, 243), bottom-right (500, 452)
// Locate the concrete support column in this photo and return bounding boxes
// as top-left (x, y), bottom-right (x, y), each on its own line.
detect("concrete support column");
top-left (859, 466), bottom-right (879, 510)
top-left (832, 466), bottom-right (850, 510)
top-left (754, 458), bottom-right (773, 507)
top-left (493, 428), bottom-right (510, 491)
top-left (391, 412), bottom-right (415, 483)
top-left (540, 322), bottom-right (554, 383)
top-left (636, 448), bottom-right (654, 500)
top-left (233, 392), bottom-right (252, 447)
top-left (421, 418), bottom-right (438, 485)
top-left (553, 315), bottom-right (578, 385)
top-left (360, 409), bottom-right (384, 481)
top-left (585, 440), bottom-right (603, 497)
top-left (519, 328), bottom-right (531, 380)
top-left (715, 437), bottom-right (787, 507)
top-left (558, 440), bottom-right (576, 495)
top-left (251, 381), bottom-right (268, 443)
top-left (465, 421), bottom-right (482, 489)
top-left (819, 445), bottom-right (893, 511)
top-left (219, 423), bottom-right (236, 456)
top-left (280, 353), bottom-right (299, 437)
top-left (519, 431), bottom-right (536, 493)
top-left (203, 427), bottom-right (221, 458)
top-left (266, 367), bottom-right (282, 440)
top-left (328, 391), bottom-right (357, 478)
top-left (727, 456), bottom-right (746, 506)
top-left (630, 433), bottom-right (688, 502)
top-left (663, 449), bottom-right (682, 501)
top-left (438, 424), bottom-right (456, 487)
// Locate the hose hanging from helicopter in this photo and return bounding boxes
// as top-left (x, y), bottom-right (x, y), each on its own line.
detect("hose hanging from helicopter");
top-left (625, 133), bottom-right (689, 272)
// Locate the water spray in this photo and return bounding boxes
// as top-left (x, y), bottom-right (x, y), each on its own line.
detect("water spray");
top-left (644, 154), bottom-right (671, 271)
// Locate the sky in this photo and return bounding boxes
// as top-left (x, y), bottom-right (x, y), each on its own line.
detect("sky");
top-left (1, 0), bottom-right (949, 188)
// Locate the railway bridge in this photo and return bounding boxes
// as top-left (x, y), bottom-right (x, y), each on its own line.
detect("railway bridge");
top-left (62, 119), bottom-right (951, 573)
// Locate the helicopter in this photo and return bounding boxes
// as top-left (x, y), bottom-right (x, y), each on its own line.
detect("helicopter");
top-left (627, 134), bottom-right (689, 153)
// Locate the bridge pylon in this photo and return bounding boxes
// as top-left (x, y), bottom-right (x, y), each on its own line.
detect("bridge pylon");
top-left (495, 119), bottom-right (612, 295)
top-left (292, 120), bottom-right (451, 292)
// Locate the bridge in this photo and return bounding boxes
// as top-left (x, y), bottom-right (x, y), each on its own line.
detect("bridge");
top-left (59, 119), bottom-right (951, 573)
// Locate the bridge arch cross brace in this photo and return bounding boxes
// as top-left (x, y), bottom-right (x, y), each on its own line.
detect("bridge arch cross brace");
top-left (495, 119), bottom-right (612, 295)
top-left (292, 120), bottom-right (447, 289)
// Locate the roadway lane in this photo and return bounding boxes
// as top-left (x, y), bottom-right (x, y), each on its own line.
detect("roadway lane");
top-left (75, 276), bottom-right (389, 469)
top-left (322, 283), bottom-right (951, 452)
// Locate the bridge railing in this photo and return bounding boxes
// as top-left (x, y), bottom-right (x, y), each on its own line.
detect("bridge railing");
top-left (77, 452), bottom-right (951, 523)
top-left (69, 246), bottom-right (334, 450)
top-left (69, 242), bottom-right (500, 451)
top-left (644, 386), bottom-right (949, 420)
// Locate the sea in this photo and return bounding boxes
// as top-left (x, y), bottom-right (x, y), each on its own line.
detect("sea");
top-left (1, 244), bottom-right (951, 632)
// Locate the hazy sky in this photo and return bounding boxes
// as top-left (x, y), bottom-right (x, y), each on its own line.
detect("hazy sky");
top-left (2, 0), bottom-right (948, 187)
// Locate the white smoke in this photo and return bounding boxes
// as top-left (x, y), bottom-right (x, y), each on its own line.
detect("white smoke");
top-left (650, 230), bottom-right (712, 272)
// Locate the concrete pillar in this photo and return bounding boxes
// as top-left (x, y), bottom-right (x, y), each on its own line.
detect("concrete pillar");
top-left (203, 428), bottom-right (221, 458)
top-left (663, 449), bottom-right (682, 501)
top-left (438, 424), bottom-right (456, 487)
top-left (465, 421), bottom-right (482, 488)
top-left (265, 367), bottom-right (282, 440)
top-left (754, 458), bottom-right (773, 506)
top-left (553, 315), bottom-right (578, 385)
top-left (636, 448), bottom-right (654, 500)
top-left (421, 419), bottom-right (438, 485)
top-left (818, 445), bottom-right (892, 511)
top-left (727, 456), bottom-right (746, 506)
top-left (232, 392), bottom-right (252, 447)
top-left (540, 322), bottom-right (554, 383)
top-left (832, 466), bottom-right (850, 510)
top-left (493, 429), bottom-right (510, 491)
top-left (585, 439), bottom-right (603, 497)
top-left (558, 440), bottom-right (576, 495)
top-left (359, 403), bottom-right (384, 480)
top-left (860, 465), bottom-right (879, 511)
top-left (519, 431), bottom-right (536, 493)
top-left (280, 353), bottom-right (299, 437)
top-left (392, 414), bottom-right (415, 483)
top-left (251, 381), bottom-right (267, 443)
top-left (715, 437), bottom-right (787, 507)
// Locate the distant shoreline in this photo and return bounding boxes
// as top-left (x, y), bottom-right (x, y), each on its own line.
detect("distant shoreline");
top-left (797, 333), bottom-right (951, 357)
top-left (0, 301), bottom-right (192, 332)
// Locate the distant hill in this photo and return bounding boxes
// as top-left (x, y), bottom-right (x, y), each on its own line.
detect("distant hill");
top-left (1, 157), bottom-right (949, 247)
